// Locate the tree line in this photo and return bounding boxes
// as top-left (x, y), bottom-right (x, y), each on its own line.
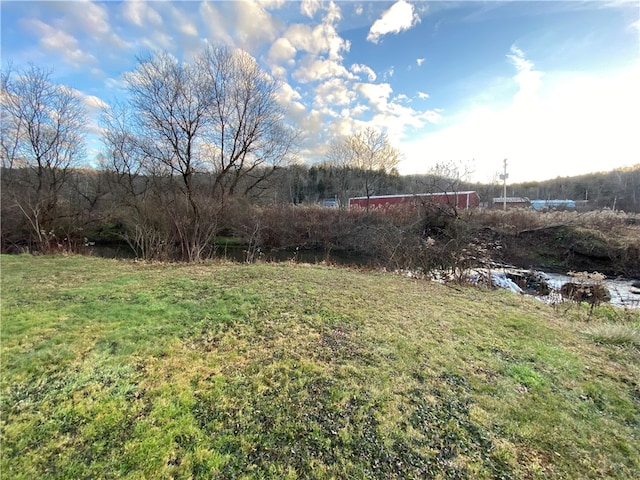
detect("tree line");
top-left (276, 162), bottom-right (640, 212)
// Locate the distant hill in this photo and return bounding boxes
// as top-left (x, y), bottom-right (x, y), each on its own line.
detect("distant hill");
top-left (429, 165), bottom-right (640, 213)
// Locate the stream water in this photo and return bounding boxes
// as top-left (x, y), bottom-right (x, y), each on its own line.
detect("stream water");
top-left (485, 269), bottom-right (640, 309)
top-left (543, 272), bottom-right (640, 309)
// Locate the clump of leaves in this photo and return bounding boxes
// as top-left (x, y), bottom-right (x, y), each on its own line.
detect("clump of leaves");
top-left (559, 271), bottom-right (611, 318)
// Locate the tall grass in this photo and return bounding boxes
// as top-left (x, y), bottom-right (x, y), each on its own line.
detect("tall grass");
top-left (583, 324), bottom-right (640, 346)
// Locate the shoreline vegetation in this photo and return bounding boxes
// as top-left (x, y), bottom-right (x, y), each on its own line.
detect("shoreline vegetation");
top-left (1, 255), bottom-right (639, 478)
top-left (7, 206), bottom-right (640, 278)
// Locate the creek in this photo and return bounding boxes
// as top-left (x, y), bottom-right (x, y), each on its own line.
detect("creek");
top-left (480, 268), bottom-right (640, 309)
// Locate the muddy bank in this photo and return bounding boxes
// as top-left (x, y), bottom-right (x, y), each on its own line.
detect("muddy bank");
top-left (487, 225), bottom-right (640, 278)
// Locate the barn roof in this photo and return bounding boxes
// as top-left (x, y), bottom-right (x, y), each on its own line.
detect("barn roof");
top-left (349, 191), bottom-right (478, 201)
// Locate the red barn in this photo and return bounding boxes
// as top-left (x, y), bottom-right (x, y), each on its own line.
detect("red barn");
top-left (348, 191), bottom-right (480, 210)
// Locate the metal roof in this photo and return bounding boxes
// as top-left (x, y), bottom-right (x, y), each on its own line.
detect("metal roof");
top-left (349, 191), bottom-right (478, 201)
top-left (492, 197), bottom-right (530, 203)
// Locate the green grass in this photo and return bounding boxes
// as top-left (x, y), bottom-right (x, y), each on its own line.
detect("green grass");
top-left (1, 254), bottom-right (639, 479)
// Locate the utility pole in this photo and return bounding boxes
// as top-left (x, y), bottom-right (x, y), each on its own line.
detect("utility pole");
top-left (499, 158), bottom-right (508, 210)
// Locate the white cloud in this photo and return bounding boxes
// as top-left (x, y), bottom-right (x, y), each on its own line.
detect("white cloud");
top-left (122, 0), bottom-right (162, 27)
top-left (19, 1), bottom-right (129, 68)
top-left (22, 19), bottom-right (96, 67)
top-left (301, 0), bottom-right (321, 18)
top-left (140, 32), bottom-right (174, 51)
top-left (370, 102), bottom-right (441, 145)
top-left (506, 45), bottom-right (543, 106)
top-left (276, 82), bottom-right (302, 104)
top-left (328, 117), bottom-right (361, 138)
top-left (199, 1), bottom-right (235, 47)
top-left (275, 82), bottom-right (307, 122)
top-left (354, 4), bottom-right (364, 16)
top-left (82, 93), bottom-right (109, 111)
top-left (283, 23), bottom-right (349, 61)
top-left (233, 0), bottom-right (280, 51)
top-left (269, 2), bottom-right (350, 86)
top-left (356, 82), bottom-right (392, 111)
top-left (367, 0), bottom-right (421, 44)
top-left (70, 0), bottom-right (111, 36)
top-left (46, 1), bottom-right (129, 54)
top-left (282, 15), bottom-right (352, 83)
top-left (298, 108), bottom-right (325, 144)
top-left (350, 63), bottom-right (376, 81)
top-left (416, 57), bottom-right (425, 66)
top-left (164, 4), bottom-right (198, 37)
top-left (269, 64), bottom-right (288, 78)
top-left (64, 88), bottom-right (109, 137)
top-left (323, 1), bottom-right (342, 25)
top-left (180, 23), bottom-right (198, 37)
top-left (123, 1), bottom-right (203, 53)
top-left (314, 78), bottom-right (355, 109)
top-left (268, 37), bottom-right (297, 65)
top-left (341, 104), bottom-right (369, 118)
top-left (256, 0), bottom-right (286, 8)
top-left (293, 57), bottom-right (354, 83)
top-left (417, 91), bottom-right (429, 99)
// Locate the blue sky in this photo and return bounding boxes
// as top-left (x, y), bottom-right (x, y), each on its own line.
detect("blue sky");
top-left (2, 0), bottom-right (639, 183)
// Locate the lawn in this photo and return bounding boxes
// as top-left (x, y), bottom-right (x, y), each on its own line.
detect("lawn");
top-left (1, 254), bottom-right (639, 479)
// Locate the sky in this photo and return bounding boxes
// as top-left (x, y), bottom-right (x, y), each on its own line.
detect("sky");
top-left (1, 0), bottom-right (639, 183)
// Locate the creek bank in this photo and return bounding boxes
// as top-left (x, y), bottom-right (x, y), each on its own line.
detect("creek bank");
top-left (487, 225), bottom-right (640, 278)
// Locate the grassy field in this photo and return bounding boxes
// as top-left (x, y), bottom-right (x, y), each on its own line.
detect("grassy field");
top-left (1, 255), bottom-right (639, 479)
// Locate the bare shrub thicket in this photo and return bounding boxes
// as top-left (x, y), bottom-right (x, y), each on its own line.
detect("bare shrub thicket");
top-left (99, 46), bottom-right (297, 261)
top-left (560, 271), bottom-right (611, 318)
top-left (226, 204), bottom-right (370, 252)
top-left (222, 203), bottom-right (483, 274)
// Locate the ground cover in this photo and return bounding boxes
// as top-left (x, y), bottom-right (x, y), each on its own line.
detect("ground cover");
top-left (1, 255), bottom-right (639, 479)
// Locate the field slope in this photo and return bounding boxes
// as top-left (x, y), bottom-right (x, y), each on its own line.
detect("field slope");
top-left (1, 255), bottom-right (639, 479)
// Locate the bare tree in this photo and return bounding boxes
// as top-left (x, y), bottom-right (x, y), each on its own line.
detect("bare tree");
top-left (324, 145), bottom-right (355, 207)
top-left (425, 161), bottom-right (473, 191)
top-left (101, 45), bottom-right (298, 261)
top-left (1, 64), bottom-right (87, 251)
top-left (198, 45), bottom-right (297, 199)
top-left (326, 127), bottom-right (401, 210)
top-left (100, 100), bottom-right (149, 200)
top-left (99, 101), bottom-right (170, 259)
top-left (117, 51), bottom-right (215, 261)
top-left (417, 160), bottom-right (474, 216)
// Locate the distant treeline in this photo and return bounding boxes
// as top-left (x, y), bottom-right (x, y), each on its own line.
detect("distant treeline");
top-left (503, 166), bottom-right (640, 211)
top-left (273, 163), bottom-right (640, 212)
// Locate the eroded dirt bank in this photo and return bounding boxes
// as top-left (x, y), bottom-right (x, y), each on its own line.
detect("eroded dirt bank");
top-left (486, 225), bottom-right (640, 278)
